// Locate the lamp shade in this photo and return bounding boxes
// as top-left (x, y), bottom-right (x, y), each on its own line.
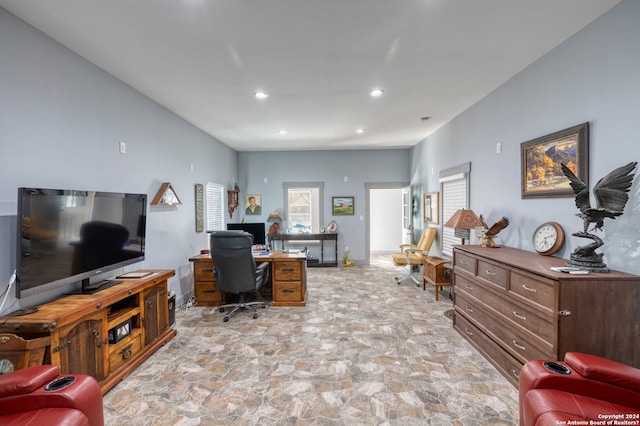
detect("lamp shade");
top-left (444, 209), bottom-right (483, 229)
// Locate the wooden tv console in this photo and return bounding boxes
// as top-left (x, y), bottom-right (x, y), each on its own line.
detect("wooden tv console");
top-left (0, 270), bottom-right (176, 394)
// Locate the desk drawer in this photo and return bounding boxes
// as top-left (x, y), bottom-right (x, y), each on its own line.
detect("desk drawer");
top-left (194, 281), bottom-right (223, 302)
top-left (274, 261), bottom-right (302, 281)
top-left (273, 281), bottom-right (303, 302)
top-left (194, 261), bottom-right (215, 282)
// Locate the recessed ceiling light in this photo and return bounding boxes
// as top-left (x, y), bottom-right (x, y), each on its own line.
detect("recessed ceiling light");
top-left (370, 89), bottom-right (384, 97)
top-left (278, 129), bottom-right (288, 135)
top-left (356, 128), bottom-right (365, 134)
top-left (255, 91), bottom-right (269, 100)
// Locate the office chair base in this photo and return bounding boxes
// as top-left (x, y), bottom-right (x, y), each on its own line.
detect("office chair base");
top-left (219, 301), bottom-right (266, 322)
top-left (394, 265), bottom-right (422, 287)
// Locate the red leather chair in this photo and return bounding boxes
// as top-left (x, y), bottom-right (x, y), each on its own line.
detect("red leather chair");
top-left (519, 352), bottom-right (640, 426)
top-left (0, 365), bottom-right (104, 425)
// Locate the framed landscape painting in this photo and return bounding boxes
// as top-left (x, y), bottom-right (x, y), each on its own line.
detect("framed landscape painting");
top-left (332, 196), bottom-right (354, 215)
top-left (521, 122), bottom-right (589, 199)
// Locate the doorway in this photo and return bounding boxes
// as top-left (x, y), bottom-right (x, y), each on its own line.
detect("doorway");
top-left (366, 184), bottom-right (406, 264)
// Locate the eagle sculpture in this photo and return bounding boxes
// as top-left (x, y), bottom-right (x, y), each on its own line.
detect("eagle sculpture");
top-left (561, 161), bottom-right (637, 271)
top-left (561, 162), bottom-right (637, 233)
top-left (478, 214), bottom-right (510, 247)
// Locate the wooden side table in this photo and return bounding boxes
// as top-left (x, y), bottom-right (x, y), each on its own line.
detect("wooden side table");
top-left (422, 256), bottom-right (452, 300)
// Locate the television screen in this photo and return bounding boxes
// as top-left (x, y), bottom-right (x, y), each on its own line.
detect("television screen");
top-left (226, 223), bottom-right (266, 245)
top-left (16, 188), bottom-right (147, 298)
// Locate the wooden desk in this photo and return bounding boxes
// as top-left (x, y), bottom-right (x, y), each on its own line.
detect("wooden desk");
top-left (269, 233), bottom-right (338, 267)
top-left (189, 250), bottom-right (308, 307)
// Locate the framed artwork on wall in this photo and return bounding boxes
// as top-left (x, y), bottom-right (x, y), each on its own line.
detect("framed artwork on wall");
top-left (424, 192), bottom-right (439, 224)
top-left (521, 122), bottom-right (589, 199)
top-left (332, 196), bottom-right (354, 215)
top-left (245, 194), bottom-right (262, 215)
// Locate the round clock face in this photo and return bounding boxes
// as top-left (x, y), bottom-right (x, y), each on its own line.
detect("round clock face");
top-left (533, 222), bottom-right (565, 255)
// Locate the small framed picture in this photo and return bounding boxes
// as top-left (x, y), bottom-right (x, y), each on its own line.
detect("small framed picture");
top-left (245, 194), bottom-right (262, 215)
top-left (332, 196), bottom-right (354, 215)
top-left (424, 192), bottom-right (439, 224)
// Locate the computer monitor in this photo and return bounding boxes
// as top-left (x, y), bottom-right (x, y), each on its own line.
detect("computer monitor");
top-left (226, 223), bottom-right (266, 245)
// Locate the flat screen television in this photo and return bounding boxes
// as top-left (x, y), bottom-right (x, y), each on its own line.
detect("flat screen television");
top-left (16, 188), bottom-right (147, 298)
top-left (226, 223), bottom-right (266, 245)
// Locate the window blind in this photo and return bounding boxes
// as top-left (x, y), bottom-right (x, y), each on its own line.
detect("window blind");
top-left (205, 182), bottom-right (224, 232)
top-left (441, 176), bottom-right (467, 257)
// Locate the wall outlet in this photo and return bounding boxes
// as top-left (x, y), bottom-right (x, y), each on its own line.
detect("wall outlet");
top-left (119, 141), bottom-right (126, 154)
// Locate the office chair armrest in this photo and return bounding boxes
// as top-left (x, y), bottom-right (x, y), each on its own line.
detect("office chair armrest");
top-left (399, 243), bottom-right (417, 252)
top-left (405, 249), bottom-right (430, 256)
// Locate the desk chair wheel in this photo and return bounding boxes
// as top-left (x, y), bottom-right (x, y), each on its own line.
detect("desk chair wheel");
top-left (223, 316), bottom-right (229, 322)
top-left (219, 307), bottom-right (225, 313)
top-left (253, 313), bottom-right (259, 319)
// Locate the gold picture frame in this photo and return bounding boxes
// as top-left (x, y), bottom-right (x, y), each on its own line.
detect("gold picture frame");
top-left (424, 192), bottom-right (439, 224)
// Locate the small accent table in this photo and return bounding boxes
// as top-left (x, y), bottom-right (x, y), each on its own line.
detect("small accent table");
top-left (269, 233), bottom-right (338, 267)
top-left (422, 256), bottom-right (452, 300)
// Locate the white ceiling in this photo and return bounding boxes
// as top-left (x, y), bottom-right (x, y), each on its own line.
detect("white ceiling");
top-left (0, 0), bottom-right (621, 151)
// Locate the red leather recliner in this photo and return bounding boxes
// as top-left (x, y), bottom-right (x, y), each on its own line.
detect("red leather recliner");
top-left (0, 365), bottom-right (104, 426)
top-left (519, 352), bottom-right (640, 426)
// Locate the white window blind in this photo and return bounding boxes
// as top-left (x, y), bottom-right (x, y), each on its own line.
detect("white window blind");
top-left (205, 182), bottom-right (224, 232)
top-left (441, 175), bottom-right (467, 257)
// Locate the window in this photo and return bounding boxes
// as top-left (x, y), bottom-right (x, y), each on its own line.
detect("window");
top-left (440, 163), bottom-right (471, 257)
top-left (283, 182), bottom-right (323, 233)
top-left (205, 182), bottom-right (224, 232)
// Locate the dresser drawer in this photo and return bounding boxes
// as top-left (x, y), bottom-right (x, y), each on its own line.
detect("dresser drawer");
top-left (454, 311), bottom-right (523, 386)
top-left (273, 281), bottom-right (303, 302)
top-left (456, 293), bottom-right (553, 363)
top-left (273, 261), bottom-right (302, 281)
top-left (194, 261), bottom-right (215, 282)
top-left (477, 260), bottom-right (508, 289)
top-left (509, 271), bottom-right (555, 313)
top-left (454, 252), bottom-right (477, 275)
top-left (488, 291), bottom-right (555, 343)
top-left (194, 281), bottom-right (223, 302)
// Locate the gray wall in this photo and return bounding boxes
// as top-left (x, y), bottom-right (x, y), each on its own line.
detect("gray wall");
top-left (238, 150), bottom-right (410, 262)
top-left (412, 0), bottom-right (640, 274)
top-left (0, 8), bottom-right (238, 313)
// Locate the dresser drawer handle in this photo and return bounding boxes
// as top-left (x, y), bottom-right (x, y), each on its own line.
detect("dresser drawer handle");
top-left (465, 305), bottom-right (474, 313)
top-left (465, 284), bottom-right (473, 289)
top-left (522, 284), bottom-right (537, 293)
top-left (203, 269), bottom-right (214, 274)
top-left (484, 269), bottom-right (496, 276)
top-left (513, 311), bottom-right (527, 321)
top-left (512, 369), bottom-right (520, 378)
top-left (512, 340), bottom-right (526, 351)
top-left (281, 268), bottom-right (295, 273)
top-left (282, 289), bottom-right (295, 293)
top-left (465, 328), bottom-right (473, 336)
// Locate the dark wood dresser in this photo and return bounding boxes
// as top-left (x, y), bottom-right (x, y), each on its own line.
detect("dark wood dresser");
top-left (452, 245), bottom-right (639, 386)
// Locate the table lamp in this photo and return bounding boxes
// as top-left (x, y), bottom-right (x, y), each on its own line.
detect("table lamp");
top-left (444, 209), bottom-right (484, 244)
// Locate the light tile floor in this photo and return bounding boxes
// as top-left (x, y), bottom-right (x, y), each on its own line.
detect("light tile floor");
top-left (103, 256), bottom-right (519, 425)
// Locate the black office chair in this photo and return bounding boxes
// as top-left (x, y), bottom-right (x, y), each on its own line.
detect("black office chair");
top-left (209, 231), bottom-right (270, 322)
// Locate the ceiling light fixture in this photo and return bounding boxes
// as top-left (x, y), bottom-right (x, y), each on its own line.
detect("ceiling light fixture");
top-left (278, 129), bottom-right (288, 135)
top-left (370, 88), bottom-right (384, 97)
top-left (255, 91), bottom-right (269, 100)
top-left (356, 128), bottom-right (365, 134)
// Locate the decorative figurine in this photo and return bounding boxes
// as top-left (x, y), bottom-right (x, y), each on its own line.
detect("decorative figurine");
top-left (561, 161), bottom-right (637, 271)
top-left (343, 250), bottom-right (355, 267)
top-left (478, 214), bottom-right (510, 247)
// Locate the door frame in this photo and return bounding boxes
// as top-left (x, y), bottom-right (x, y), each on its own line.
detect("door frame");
top-left (364, 182), bottom-right (409, 265)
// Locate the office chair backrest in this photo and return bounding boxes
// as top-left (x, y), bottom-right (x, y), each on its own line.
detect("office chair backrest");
top-left (210, 231), bottom-right (258, 294)
top-left (417, 228), bottom-right (437, 252)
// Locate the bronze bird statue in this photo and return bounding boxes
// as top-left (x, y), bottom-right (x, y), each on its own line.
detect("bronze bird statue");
top-left (479, 214), bottom-right (510, 247)
top-left (561, 162), bottom-right (637, 233)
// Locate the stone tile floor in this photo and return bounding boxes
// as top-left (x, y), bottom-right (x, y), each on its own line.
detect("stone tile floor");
top-left (103, 256), bottom-right (519, 425)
